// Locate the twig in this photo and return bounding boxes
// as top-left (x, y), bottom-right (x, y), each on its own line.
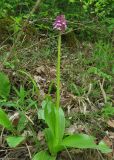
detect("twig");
top-left (87, 83), bottom-right (92, 96)
top-left (26, 143), bottom-right (32, 159)
top-left (64, 147), bottom-right (73, 160)
top-left (97, 150), bottom-right (105, 160)
top-left (99, 79), bottom-right (107, 104)
top-left (25, 114), bottom-right (34, 125)
top-left (0, 127), bottom-right (4, 145)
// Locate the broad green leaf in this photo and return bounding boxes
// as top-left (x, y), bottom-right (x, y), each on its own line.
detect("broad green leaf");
top-left (44, 99), bottom-right (56, 135)
top-left (45, 128), bottom-right (64, 154)
top-left (39, 97), bottom-right (53, 120)
top-left (54, 107), bottom-right (65, 146)
top-left (42, 99), bottom-right (49, 109)
top-left (32, 151), bottom-right (56, 160)
top-left (62, 134), bottom-right (112, 153)
top-left (43, 98), bottom-right (65, 154)
top-left (97, 141), bottom-right (112, 153)
top-left (38, 99), bottom-right (48, 120)
top-left (0, 108), bottom-right (14, 131)
top-left (44, 98), bottom-right (65, 141)
top-left (0, 72), bottom-right (11, 99)
top-left (62, 134), bottom-right (97, 149)
top-left (6, 136), bottom-right (25, 148)
top-left (44, 128), bottom-right (55, 154)
top-left (57, 107), bottom-right (65, 142)
top-left (17, 113), bottom-right (28, 132)
top-left (69, 0), bottom-right (75, 2)
top-left (38, 108), bottom-right (44, 120)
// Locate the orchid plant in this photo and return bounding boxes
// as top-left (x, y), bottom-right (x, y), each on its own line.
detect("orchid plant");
top-left (33, 15), bottom-right (112, 160)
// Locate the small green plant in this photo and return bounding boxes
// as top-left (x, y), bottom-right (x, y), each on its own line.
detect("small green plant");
top-left (13, 84), bottom-right (38, 112)
top-left (101, 103), bottom-right (114, 119)
top-left (0, 72), bottom-right (26, 148)
top-left (92, 41), bottom-right (114, 71)
top-left (83, 0), bottom-right (114, 18)
top-left (68, 82), bottom-right (84, 96)
top-left (33, 15), bottom-right (112, 160)
top-left (0, 108), bottom-right (26, 147)
top-left (0, 72), bottom-right (11, 99)
top-left (88, 66), bottom-right (112, 81)
top-left (0, 71), bottom-right (33, 149)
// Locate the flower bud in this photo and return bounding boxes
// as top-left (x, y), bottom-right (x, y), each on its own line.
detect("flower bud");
top-left (53, 15), bottom-right (67, 32)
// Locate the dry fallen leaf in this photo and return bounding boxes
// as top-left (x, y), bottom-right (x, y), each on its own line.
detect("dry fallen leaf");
top-left (102, 136), bottom-right (113, 159)
top-left (36, 66), bottom-right (45, 74)
top-left (66, 123), bottom-right (84, 134)
top-left (109, 132), bottom-right (114, 139)
top-left (103, 136), bottom-right (112, 147)
top-left (107, 120), bottom-right (114, 128)
top-left (37, 131), bottom-right (44, 141)
top-left (9, 112), bottom-right (20, 126)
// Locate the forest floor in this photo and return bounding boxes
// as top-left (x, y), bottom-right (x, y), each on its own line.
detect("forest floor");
top-left (0, 28), bottom-right (114, 160)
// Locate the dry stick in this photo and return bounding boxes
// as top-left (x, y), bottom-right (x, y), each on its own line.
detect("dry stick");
top-left (26, 143), bottom-right (32, 159)
top-left (0, 128), bottom-right (4, 145)
top-left (0, 32), bottom-right (16, 47)
top-left (64, 147), bottom-right (73, 160)
top-left (99, 79), bottom-right (107, 104)
top-left (25, 114), bottom-right (34, 125)
top-left (97, 150), bottom-right (105, 160)
top-left (87, 83), bottom-right (92, 96)
top-left (7, 0), bottom-right (41, 61)
top-left (0, 45), bottom-right (7, 51)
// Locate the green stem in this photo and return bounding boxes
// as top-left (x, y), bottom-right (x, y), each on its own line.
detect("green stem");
top-left (56, 32), bottom-right (61, 108)
top-left (55, 32), bottom-right (61, 146)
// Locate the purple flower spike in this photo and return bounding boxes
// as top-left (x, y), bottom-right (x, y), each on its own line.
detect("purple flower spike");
top-left (53, 15), bottom-right (67, 32)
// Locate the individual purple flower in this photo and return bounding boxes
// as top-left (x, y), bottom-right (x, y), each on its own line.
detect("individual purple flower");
top-left (53, 15), bottom-right (67, 32)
